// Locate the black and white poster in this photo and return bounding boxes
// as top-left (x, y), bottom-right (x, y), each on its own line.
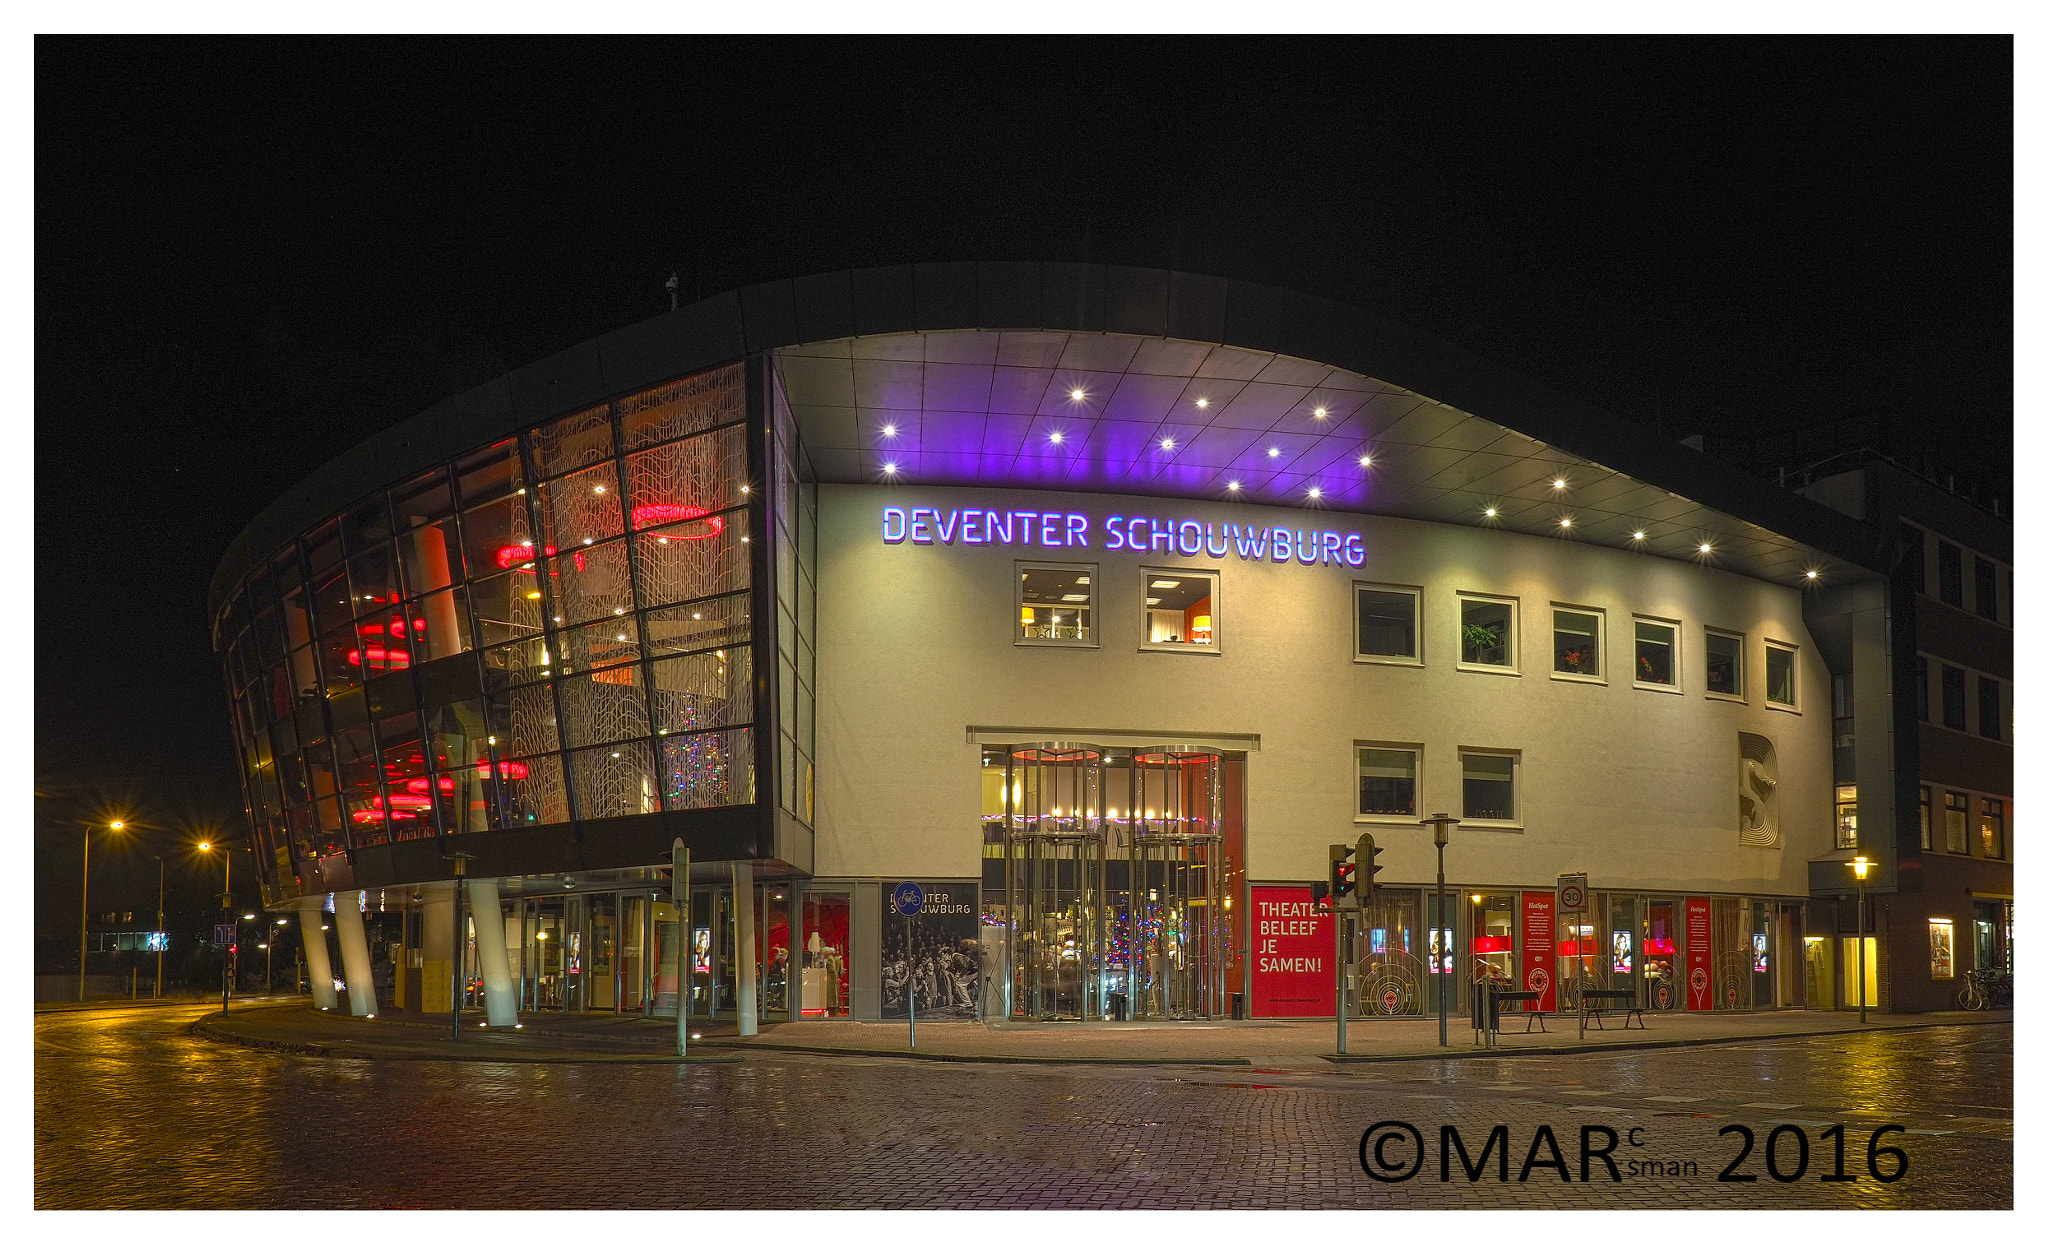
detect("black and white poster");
top-left (882, 881), bottom-right (980, 1020)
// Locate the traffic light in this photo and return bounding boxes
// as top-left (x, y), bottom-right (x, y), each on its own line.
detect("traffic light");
top-left (1330, 842), bottom-right (1358, 903)
top-left (1357, 833), bottom-right (1384, 903)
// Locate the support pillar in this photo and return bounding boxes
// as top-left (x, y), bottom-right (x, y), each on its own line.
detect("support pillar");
top-left (734, 860), bottom-right (758, 1036)
top-left (299, 907), bottom-right (338, 1011)
top-left (468, 878), bottom-right (519, 1027)
top-left (419, 882), bottom-right (455, 1014)
top-left (332, 891), bottom-right (377, 1017)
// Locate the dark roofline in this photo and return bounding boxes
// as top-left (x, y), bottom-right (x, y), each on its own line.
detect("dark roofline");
top-left (209, 261), bottom-right (1882, 623)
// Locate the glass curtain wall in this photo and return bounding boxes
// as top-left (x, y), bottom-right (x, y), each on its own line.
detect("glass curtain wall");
top-left (213, 363), bottom-right (757, 892)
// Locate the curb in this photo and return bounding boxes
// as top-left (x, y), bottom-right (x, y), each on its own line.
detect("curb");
top-left (1323, 1018), bottom-right (2013, 1063)
top-left (689, 1039), bottom-right (1255, 1066)
top-left (189, 1017), bottom-right (743, 1064)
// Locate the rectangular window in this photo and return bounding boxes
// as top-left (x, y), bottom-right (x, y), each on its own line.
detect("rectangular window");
top-left (1974, 557), bottom-right (1999, 622)
top-left (1937, 541), bottom-right (1963, 607)
top-left (1980, 797), bottom-right (2006, 860)
top-left (1899, 522), bottom-right (1924, 595)
top-left (1551, 607), bottom-right (1603, 680)
top-left (1929, 919), bottom-right (1955, 980)
top-left (1140, 567), bottom-right (1219, 653)
top-left (1356, 584), bottom-right (1421, 663)
top-left (1633, 618), bottom-right (1678, 689)
top-left (1919, 786), bottom-right (1932, 850)
top-left (1978, 677), bottom-right (2002, 741)
top-left (1941, 665), bottom-right (1966, 730)
top-left (1916, 657), bottom-right (1929, 721)
top-left (1459, 595), bottom-right (1517, 671)
top-left (1705, 629), bottom-right (1744, 697)
top-left (1016, 562), bottom-right (1096, 647)
top-left (1944, 791), bottom-right (1968, 854)
top-left (1356, 746), bottom-right (1419, 819)
top-left (1834, 785), bottom-right (1858, 850)
top-left (1460, 750), bottom-right (1517, 822)
top-left (1765, 642), bottom-right (1797, 707)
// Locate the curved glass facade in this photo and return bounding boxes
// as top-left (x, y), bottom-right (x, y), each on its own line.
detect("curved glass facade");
top-left (213, 363), bottom-right (761, 890)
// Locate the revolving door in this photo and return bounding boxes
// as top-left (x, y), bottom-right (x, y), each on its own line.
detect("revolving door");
top-left (992, 741), bottom-right (1230, 1021)
top-left (1126, 748), bottom-right (1226, 1019)
top-left (1003, 744), bottom-right (1107, 1021)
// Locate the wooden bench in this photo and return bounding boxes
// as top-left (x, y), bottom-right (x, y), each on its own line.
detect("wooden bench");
top-left (1490, 989), bottom-right (1548, 1032)
top-left (1578, 988), bottom-right (1647, 1036)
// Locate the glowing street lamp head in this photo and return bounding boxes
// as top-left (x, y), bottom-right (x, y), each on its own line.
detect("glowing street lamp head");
top-left (108, 821), bottom-right (124, 830)
top-left (197, 841), bottom-right (212, 852)
top-left (1850, 856), bottom-right (1873, 881)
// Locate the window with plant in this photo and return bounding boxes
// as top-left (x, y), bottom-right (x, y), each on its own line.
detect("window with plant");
top-left (1460, 597), bottom-right (1514, 668)
top-left (1552, 608), bottom-right (1600, 677)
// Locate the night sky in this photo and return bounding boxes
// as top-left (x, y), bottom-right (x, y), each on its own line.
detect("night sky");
top-left (33, 37), bottom-right (2011, 940)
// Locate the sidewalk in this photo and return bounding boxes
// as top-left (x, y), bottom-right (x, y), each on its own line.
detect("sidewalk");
top-left (190, 999), bottom-right (2010, 1065)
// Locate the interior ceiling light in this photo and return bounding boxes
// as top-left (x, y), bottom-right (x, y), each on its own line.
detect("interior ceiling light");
top-left (1145, 597), bottom-right (1161, 606)
top-left (1060, 594), bottom-right (1089, 602)
top-left (594, 485), bottom-right (606, 494)
top-left (1074, 575), bottom-right (1089, 584)
top-left (1151, 579), bottom-right (1181, 589)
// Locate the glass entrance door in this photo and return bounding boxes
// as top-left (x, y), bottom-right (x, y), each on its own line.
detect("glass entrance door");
top-left (1004, 744), bottom-right (1106, 1021)
top-left (1126, 748), bottom-right (1225, 1020)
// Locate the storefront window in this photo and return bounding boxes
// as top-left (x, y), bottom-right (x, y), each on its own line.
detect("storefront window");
top-left (1140, 567), bottom-right (1218, 652)
top-left (1705, 629), bottom-right (1743, 697)
top-left (1552, 607), bottom-right (1602, 679)
top-left (800, 891), bottom-right (851, 1017)
top-left (1459, 751), bottom-right (1516, 822)
top-left (1765, 642), bottom-right (1797, 707)
top-left (1458, 595), bottom-right (1515, 669)
top-left (1015, 562), bottom-right (1095, 645)
top-left (1471, 893), bottom-right (1515, 988)
top-left (1356, 746), bottom-right (1418, 818)
top-left (1979, 797), bottom-right (2006, 859)
top-left (1928, 918), bottom-right (1955, 979)
top-left (1634, 618), bottom-right (1678, 689)
top-left (1643, 900), bottom-right (1679, 1009)
top-left (1357, 585), bottom-right (1421, 662)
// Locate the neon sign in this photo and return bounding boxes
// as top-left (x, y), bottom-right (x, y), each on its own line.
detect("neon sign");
top-left (879, 506), bottom-right (1366, 567)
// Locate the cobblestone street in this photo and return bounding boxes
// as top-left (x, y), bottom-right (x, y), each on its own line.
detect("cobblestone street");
top-left (36, 1003), bottom-right (2010, 1209)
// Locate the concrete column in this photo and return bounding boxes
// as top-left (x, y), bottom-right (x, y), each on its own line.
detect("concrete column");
top-left (419, 882), bottom-right (455, 1013)
top-left (734, 861), bottom-right (758, 1035)
top-left (468, 879), bottom-right (519, 1028)
top-left (332, 891), bottom-right (377, 1018)
top-left (299, 907), bottom-right (338, 1011)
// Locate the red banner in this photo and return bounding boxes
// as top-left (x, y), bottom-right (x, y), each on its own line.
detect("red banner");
top-left (1520, 891), bottom-right (1556, 1012)
top-left (1685, 897), bottom-right (1714, 1011)
top-left (1250, 886), bottom-right (1335, 1017)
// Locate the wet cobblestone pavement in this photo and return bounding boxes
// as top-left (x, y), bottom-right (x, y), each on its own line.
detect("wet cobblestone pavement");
top-left (36, 1003), bottom-right (2010, 1209)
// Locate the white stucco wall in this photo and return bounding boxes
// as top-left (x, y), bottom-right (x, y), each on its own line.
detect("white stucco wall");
top-left (811, 483), bottom-right (1833, 898)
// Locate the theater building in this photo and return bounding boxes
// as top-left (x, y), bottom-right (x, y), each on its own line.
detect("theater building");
top-left (207, 262), bottom-right (2001, 1027)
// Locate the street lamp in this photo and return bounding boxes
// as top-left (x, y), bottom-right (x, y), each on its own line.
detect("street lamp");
top-left (153, 855), bottom-right (166, 1000)
top-left (79, 821), bottom-right (126, 1003)
top-left (1422, 813), bottom-right (1461, 1047)
top-left (197, 841), bottom-right (233, 1016)
top-left (1850, 856), bottom-right (1873, 1024)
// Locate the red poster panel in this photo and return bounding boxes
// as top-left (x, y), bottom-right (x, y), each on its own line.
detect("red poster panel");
top-left (1520, 891), bottom-right (1556, 1012)
top-left (1685, 897), bottom-right (1714, 1011)
top-left (1250, 886), bottom-right (1334, 1017)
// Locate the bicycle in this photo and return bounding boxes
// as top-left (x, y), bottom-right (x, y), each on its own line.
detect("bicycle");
top-left (1956, 968), bottom-right (2013, 1010)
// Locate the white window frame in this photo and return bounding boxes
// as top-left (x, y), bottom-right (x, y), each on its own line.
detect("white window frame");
top-left (1456, 592), bottom-right (1519, 676)
top-left (1456, 747), bottom-right (1522, 830)
top-left (1549, 603), bottom-right (1606, 685)
top-left (1354, 582), bottom-right (1424, 667)
top-left (1014, 560), bottom-right (1099, 649)
top-left (1763, 639), bottom-right (1800, 712)
top-left (1703, 627), bottom-right (1747, 703)
top-left (1354, 742), bottom-right (1423, 824)
top-left (1138, 565), bottom-right (1221, 656)
top-left (1631, 615), bottom-right (1682, 694)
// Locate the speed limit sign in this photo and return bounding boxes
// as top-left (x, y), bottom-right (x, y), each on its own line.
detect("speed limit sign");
top-left (1557, 874), bottom-right (1588, 913)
